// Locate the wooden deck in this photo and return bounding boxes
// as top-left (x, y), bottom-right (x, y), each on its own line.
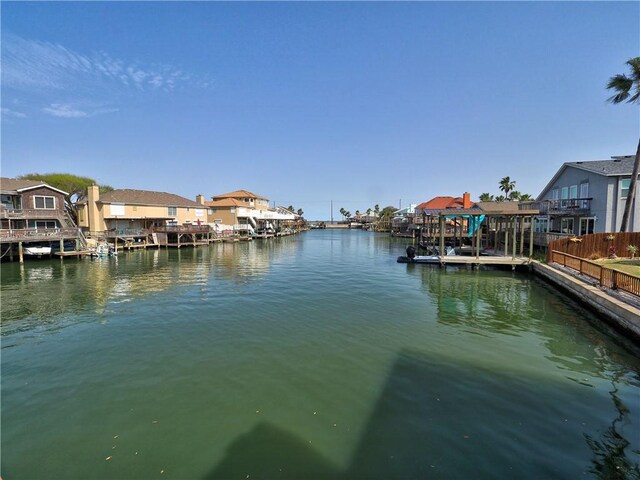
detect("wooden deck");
top-left (439, 255), bottom-right (532, 267)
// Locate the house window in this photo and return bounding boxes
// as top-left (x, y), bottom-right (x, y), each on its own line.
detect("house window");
top-left (579, 217), bottom-right (595, 235)
top-left (620, 179), bottom-right (631, 199)
top-left (208, 208), bottom-right (216, 214)
top-left (168, 206), bottom-right (177, 216)
top-left (561, 218), bottom-right (574, 234)
top-left (230, 207), bottom-right (236, 213)
top-left (34, 196), bottom-right (55, 209)
top-left (35, 220), bottom-right (57, 229)
top-left (569, 185), bottom-right (578, 199)
top-left (560, 187), bottom-right (569, 208)
top-left (580, 182), bottom-right (589, 208)
top-left (534, 217), bottom-right (548, 233)
top-left (551, 188), bottom-right (560, 200)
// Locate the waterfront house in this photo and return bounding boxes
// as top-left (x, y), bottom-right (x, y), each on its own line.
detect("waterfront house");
top-left (413, 193), bottom-right (475, 229)
top-left (1, 177), bottom-right (72, 230)
top-left (391, 204), bottom-right (417, 233)
top-left (0, 177), bottom-right (82, 261)
top-left (77, 186), bottom-right (207, 242)
top-left (532, 155), bottom-right (639, 235)
top-left (205, 190), bottom-right (295, 234)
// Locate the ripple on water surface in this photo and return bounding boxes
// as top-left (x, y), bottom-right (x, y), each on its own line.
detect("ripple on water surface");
top-left (1, 231), bottom-right (639, 479)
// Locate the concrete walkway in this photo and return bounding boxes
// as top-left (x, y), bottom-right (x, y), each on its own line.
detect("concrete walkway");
top-left (532, 261), bottom-right (640, 342)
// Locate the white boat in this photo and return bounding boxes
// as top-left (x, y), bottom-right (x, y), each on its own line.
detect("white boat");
top-left (23, 246), bottom-right (52, 256)
top-left (91, 244), bottom-right (117, 257)
top-left (397, 246), bottom-right (456, 264)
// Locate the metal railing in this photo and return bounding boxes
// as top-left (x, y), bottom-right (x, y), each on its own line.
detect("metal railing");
top-left (550, 250), bottom-right (640, 297)
top-left (523, 198), bottom-right (592, 215)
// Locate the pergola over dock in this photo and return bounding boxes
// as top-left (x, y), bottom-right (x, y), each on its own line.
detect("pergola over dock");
top-left (416, 201), bottom-right (540, 266)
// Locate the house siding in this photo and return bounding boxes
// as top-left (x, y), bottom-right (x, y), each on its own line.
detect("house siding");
top-left (540, 166), bottom-right (639, 233)
top-left (20, 187), bottom-right (66, 215)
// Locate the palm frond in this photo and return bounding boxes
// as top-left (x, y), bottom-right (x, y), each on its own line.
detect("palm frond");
top-left (607, 75), bottom-right (633, 103)
top-left (607, 74), bottom-right (633, 103)
top-left (626, 57), bottom-right (640, 80)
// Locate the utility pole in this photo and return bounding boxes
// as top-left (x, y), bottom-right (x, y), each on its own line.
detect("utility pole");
top-left (399, 199), bottom-right (402, 210)
top-left (330, 200), bottom-right (333, 224)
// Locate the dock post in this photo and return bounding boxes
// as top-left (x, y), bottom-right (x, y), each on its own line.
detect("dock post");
top-left (59, 239), bottom-right (64, 255)
top-left (475, 215), bottom-right (481, 259)
top-left (529, 220), bottom-right (534, 258)
top-left (519, 215), bottom-right (525, 256)
top-left (439, 215), bottom-right (445, 255)
top-left (512, 216), bottom-right (517, 259)
top-left (504, 218), bottom-right (509, 256)
top-left (18, 241), bottom-right (24, 263)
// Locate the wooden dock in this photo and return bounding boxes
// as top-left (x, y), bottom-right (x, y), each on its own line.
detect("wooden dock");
top-left (54, 250), bottom-right (92, 258)
top-left (439, 255), bottom-right (532, 268)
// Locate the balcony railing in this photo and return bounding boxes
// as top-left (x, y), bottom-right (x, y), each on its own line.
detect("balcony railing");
top-left (0, 227), bottom-right (81, 243)
top-left (151, 225), bottom-right (212, 233)
top-left (522, 198), bottom-right (592, 215)
top-left (0, 207), bottom-right (65, 220)
top-left (104, 228), bottom-right (151, 238)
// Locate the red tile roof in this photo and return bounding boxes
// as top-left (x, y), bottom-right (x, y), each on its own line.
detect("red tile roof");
top-left (416, 196), bottom-right (464, 210)
top-left (212, 190), bottom-right (268, 201)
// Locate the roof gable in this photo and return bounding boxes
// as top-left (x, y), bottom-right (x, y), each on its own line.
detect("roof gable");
top-left (212, 189), bottom-right (268, 201)
top-left (416, 196), bottom-right (464, 210)
top-left (0, 177), bottom-right (69, 196)
top-left (537, 156), bottom-right (636, 200)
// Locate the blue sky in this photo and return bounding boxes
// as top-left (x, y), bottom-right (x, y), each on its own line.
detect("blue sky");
top-left (2, 2), bottom-right (638, 220)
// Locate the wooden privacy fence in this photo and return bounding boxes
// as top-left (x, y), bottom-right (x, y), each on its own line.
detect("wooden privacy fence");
top-left (548, 232), bottom-right (640, 261)
top-left (550, 250), bottom-right (640, 297)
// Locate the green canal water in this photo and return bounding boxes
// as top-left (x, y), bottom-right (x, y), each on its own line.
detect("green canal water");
top-left (1, 230), bottom-right (639, 479)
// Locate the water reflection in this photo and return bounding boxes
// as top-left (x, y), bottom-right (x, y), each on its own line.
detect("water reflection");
top-left (585, 381), bottom-right (640, 479)
top-left (0, 239), bottom-right (301, 332)
top-left (211, 238), bottom-right (299, 282)
top-left (418, 266), bottom-right (534, 336)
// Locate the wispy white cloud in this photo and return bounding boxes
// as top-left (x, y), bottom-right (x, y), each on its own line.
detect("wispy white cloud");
top-left (42, 104), bottom-right (88, 118)
top-left (2, 33), bottom-right (209, 94)
top-left (1, 107), bottom-right (27, 119)
top-left (41, 103), bottom-right (119, 118)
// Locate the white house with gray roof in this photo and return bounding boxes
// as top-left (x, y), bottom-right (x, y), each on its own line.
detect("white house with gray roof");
top-left (535, 155), bottom-right (639, 234)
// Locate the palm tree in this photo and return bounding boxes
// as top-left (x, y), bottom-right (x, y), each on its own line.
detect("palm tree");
top-left (607, 57), bottom-right (640, 232)
top-left (499, 177), bottom-right (516, 199)
top-left (374, 204), bottom-right (380, 217)
top-left (509, 190), bottom-right (521, 202)
top-left (479, 193), bottom-right (494, 202)
top-left (297, 208), bottom-right (304, 216)
top-left (495, 195), bottom-right (506, 202)
top-left (519, 193), bottom-right (534, 201)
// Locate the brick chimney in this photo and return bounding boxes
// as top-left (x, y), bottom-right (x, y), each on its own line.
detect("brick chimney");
top-left (196, 194), bottom-right (205, 205)
top-left (462, 192), bottom-right (471, 209)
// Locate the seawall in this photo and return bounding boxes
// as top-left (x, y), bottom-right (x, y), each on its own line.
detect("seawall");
top-left (532, 262), bottom-right (640, 342)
